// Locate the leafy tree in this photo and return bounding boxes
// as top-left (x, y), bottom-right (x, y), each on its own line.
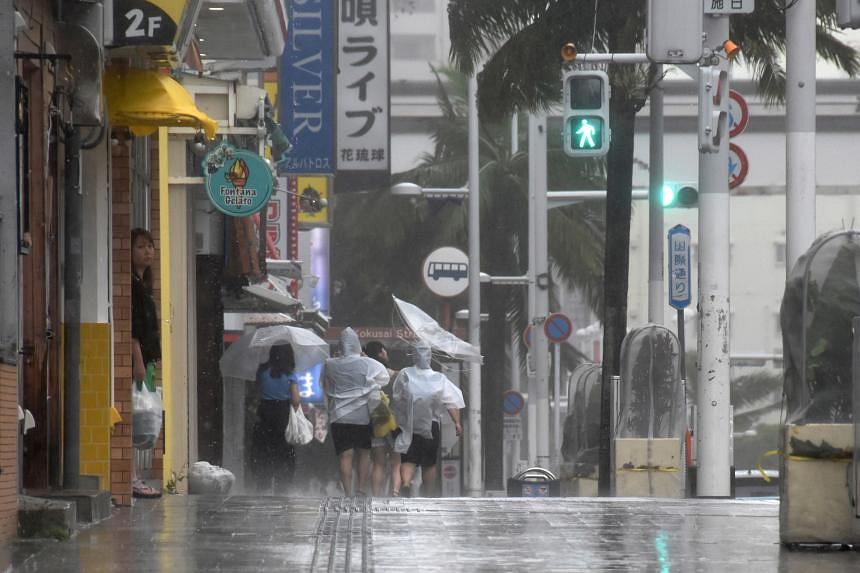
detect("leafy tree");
top-left (448, 0), bottom-right (858, 493)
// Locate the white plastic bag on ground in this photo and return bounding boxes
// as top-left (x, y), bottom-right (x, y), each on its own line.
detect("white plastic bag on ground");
top-left (284, 406), bottom-right (313, 445)
top-left (188, 461), bottom-right (235, 494)
top-left (132, 384), bottom-right (163, 450)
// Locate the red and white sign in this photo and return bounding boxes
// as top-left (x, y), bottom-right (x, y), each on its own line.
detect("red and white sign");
top-left (728, 90), bottom-right (749, 138)
top-left (729, 143), bottom-right (749, 190)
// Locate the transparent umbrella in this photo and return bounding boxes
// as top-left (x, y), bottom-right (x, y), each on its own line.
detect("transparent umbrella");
top-left (219, 325), bottom-right (330, 380)
top-left (392, 295), bottom-right (483, 363)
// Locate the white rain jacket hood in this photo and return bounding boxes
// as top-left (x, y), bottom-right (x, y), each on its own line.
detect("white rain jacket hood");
top-left (324, 328), bottom-right (389, 424)
top-left (392, 341), bottom-right (465, 453)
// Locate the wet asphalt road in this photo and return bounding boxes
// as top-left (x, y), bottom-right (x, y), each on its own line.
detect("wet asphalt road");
top-left (7, 495), bottom-right (859, 572)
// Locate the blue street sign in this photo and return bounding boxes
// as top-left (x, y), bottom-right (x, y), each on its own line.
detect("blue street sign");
top-left (502, 390), bottom-right (525, 416)
top-left (668, 225), bottom-right (692, 309)
top-left (279, 0), bottom-right (336, 174)
top-left (544, 312), bottom-right (573, 344)
top-left (295, 362), bottom-right (324, 404)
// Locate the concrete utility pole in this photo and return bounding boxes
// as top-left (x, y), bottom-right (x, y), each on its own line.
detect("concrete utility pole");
top-left (0, 0), bottom-right (17, 365)
top-left (465, 73), bottom-right (483, 497)
top-left (648, 65), bottom-right (665, 325)
top-left (526, 119), bottom-right (538, 466)
top-left (697, 14), bottom-right (732, 498)
top-left (528, 114), bottom-right (551, 469)
top-left (786, 0), bottom-right (817, 271)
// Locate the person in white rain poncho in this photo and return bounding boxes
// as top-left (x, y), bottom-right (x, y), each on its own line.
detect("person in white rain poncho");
top-left (323, 328), bottom-right (390, 496)
top-left (392, 341), bottom-right (464, 497)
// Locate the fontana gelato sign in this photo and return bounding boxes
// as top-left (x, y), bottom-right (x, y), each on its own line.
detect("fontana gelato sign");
top-left (203, 142), bottom-right (273, 216)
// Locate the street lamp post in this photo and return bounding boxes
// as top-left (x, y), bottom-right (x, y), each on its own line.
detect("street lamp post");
top-left (388, 72), bottom-right (482, 495)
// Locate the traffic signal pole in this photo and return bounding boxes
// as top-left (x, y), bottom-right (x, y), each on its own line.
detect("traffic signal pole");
top-left (648, 65), bottom-right (665, 325)
top-left (785, 0), bottom-right (817, 270)
top-left (697, 14), bottom-right (732, 498)
top-left (528, 114), bottom-right (551, 470)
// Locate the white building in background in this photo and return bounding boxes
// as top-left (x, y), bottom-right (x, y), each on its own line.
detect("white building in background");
top-left (388, 3), bottom-right (860, 369)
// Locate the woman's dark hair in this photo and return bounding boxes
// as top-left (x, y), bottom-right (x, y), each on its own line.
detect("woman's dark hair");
top-left (262, 344), bottom-right (296, 378)
top-left (131, 228), bottom-right (155, 290)
top-left (363, 340), bottom-right (388, 367)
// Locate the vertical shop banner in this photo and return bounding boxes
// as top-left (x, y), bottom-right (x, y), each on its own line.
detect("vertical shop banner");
top-left (336, 0), bottom-right (390, 191)
top-left (266, 189), bottom-right (288, 259)
top-left (280, 0), bottom-right (336, 174)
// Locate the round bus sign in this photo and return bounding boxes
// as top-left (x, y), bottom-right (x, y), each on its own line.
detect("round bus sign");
top-left (523, 325), bottom-right (533, 348)
top-left (422, 247), bottom-right (469, 298)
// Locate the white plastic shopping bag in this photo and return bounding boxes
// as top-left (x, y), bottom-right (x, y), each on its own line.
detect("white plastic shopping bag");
top-left (284, 406), bottom-right (313, 446)
top-left (132, 382), bottom-right (163, 450)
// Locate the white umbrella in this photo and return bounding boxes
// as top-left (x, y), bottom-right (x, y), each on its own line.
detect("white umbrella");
top-left (392, 295), bottom-right (483, 363)
top-left (219, 325), bottom-right (330, 380)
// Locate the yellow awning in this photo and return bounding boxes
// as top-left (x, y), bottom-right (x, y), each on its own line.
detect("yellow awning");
top-left (103, 67), bottom-right (219, 139)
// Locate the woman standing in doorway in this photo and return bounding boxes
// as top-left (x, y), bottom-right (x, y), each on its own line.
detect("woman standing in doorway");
top-left (131, 228), bottom-right (162, 498)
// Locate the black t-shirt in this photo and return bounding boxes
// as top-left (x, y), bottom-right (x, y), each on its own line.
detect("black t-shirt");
top-left (132, 273), bottom-right (161, 365)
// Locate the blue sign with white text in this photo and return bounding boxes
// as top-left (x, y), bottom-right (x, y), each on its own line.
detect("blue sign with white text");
top-left (279, 0), bottom-right (336, 174)
top-left (668, 225), bottom-right (692, 309)
top-left (295, 362), bottom-right (325, 404)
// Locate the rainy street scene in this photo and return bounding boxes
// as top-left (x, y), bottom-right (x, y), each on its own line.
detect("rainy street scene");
top-left (2, 0), bottom-right (860, 571)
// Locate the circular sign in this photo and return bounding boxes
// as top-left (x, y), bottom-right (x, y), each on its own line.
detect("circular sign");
top-left (522, 325), bottom-right (533, 348)
top-left (203, 142), bottom-right (274, 217)
top-left (442, 463), bottom-right (458, 480)
top-left (728, 90), bottom-right (749, 138)
top-left (544, 312), bottom-right (573, 343)
top-left (422, 247), bottom-right (469, 298)
top-left (502, 389), bottom-right (525, 416)
top-left (729, 143), bottom-right (749, 190)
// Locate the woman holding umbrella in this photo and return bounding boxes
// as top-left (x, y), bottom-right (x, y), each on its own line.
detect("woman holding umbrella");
top-left (250, 343), bottom-right (302, 494)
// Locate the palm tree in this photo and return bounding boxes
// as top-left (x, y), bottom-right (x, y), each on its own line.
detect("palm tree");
top-left (448, 0), bottom-right (858, 493)
top-left (332, 67), bottom-right (606, 488)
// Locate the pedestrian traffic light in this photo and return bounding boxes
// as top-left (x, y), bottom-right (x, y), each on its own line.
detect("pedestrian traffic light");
top-left (662, 183), bottom-right (698, 209)
top-left (698, 66), bottom-right (728, 153)
top-left (563, 70), bottom-right (610, 158)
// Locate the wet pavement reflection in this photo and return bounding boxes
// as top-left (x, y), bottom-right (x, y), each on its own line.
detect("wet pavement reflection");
top-left (8, 496), bottom-right (859, 571)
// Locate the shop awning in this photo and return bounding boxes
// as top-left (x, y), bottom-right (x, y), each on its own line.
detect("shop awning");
top-left (103, 67), bottom-right (219, 139)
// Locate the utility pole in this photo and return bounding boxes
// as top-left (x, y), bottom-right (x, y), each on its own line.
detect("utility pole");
top-left (529, 114), bottom-right (551, 469)
top-left (526, 115), bottom-right (537, 466)
top-left (785, 0), bottom-right (817, 271)
top-left (697, 14), bottom-right (732, 498)
top-left (648, 64), bottom-right (664, 325)
top-left (465, 73), bottom-right (483, 497)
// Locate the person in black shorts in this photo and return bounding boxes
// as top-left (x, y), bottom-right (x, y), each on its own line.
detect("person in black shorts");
top-left (323, 328), bottom-right (389, 496)
top-left (392, 341), bottom-right (464, 497)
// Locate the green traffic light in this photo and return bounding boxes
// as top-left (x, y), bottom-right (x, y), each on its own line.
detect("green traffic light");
top-left (569, 116), bottom-right (603, 150)
top-left (662, 184), bottom-right (699, 208)
top-left (662, 184), bottom-right (675, 207)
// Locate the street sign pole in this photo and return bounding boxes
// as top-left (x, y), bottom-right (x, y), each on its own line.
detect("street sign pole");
top-left (698, 13), bottom-right (732, 498)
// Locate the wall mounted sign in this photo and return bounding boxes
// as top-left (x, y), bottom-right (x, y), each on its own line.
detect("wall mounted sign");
top-left (203, 142), bottom-right (273, 217)
top-left (336, 0), bottom-right (390, 190)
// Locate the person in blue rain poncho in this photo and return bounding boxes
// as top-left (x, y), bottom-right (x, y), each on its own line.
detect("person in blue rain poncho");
top-left (323, 328), bottom-right (389, 496)
top-left (391, 341), bottom-right (464, 497)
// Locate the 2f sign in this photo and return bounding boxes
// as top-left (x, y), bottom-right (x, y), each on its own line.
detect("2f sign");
top-left (125, 9), bottom-right (162, 38)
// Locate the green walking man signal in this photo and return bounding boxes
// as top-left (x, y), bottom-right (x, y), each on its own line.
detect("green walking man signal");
top-left (563, 70), bottom-right (610, 157)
